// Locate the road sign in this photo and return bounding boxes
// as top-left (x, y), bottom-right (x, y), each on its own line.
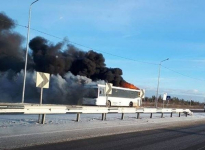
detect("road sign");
top-left (163, 93), bottom-right (167, 101)
top-left (166, 96), bottom-right (171, 100)
top-left (106, 83), bottom-right (113, 94)
top-left (140, 89), bottom-right (145, 98)
top-left (36, 72), bottom-right (50, 88)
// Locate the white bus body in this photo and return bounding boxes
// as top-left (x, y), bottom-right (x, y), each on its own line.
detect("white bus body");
top-left (83, 84), bottom-right (143, 107)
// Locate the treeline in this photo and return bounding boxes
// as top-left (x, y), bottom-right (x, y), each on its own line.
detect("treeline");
top-left (144, 95), bottom-right (203, 106)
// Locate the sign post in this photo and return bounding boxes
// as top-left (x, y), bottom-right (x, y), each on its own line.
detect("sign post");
top-left (36, 72), bottom-right (50, 104)
top-left (40, 88), bottom-right (43, 105)
top-left (105, 83), bottom-right (112, 107)
top-left (36, 72), bottom-right (50, 123)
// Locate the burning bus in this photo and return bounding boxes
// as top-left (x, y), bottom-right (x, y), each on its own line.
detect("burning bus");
top-left (83, 84), bottom-right (144, 107)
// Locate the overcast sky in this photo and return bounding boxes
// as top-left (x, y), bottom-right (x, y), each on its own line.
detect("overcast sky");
top-left (1, 0), bottom-right (205, 102)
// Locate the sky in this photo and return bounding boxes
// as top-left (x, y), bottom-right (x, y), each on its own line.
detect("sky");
top-left (1, 0), bottom-right (205, 102)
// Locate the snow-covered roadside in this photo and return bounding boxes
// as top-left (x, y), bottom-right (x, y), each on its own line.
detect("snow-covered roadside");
top-left (0, 112), bottom-right (204, 128)
top-left (0, 113), bottom-right (205, 149)
top-left (0, 113), bottom-right (205, 135)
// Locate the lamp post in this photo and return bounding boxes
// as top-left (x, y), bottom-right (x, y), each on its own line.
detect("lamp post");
top-left (155, 58), bottom-right (169, 108)
top-left (22, 0), bottom-right (39, 103)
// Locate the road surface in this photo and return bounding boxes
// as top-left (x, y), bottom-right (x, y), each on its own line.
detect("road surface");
top-left (0, 113), bottom-right (205, 149)
top-left (16, 122), bottom-right (205, 150)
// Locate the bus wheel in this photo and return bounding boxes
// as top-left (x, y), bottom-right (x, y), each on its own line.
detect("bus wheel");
top-left (106, 101), bottom-right (111, 107)
top-left (129, 102), bottom-right (133, 107)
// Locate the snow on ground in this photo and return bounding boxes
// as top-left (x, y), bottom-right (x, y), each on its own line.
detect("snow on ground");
top-left (0, 112), bottom-right (205, 149)
top-left (0, 112), bottom-right (205, 128)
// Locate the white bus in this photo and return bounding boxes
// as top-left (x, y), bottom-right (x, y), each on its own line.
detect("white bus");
top-left (83, 84), bottom-right (144, 107)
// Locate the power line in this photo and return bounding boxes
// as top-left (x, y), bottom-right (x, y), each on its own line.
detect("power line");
top-left (30, 30), bottom-right (158, 65)
top-left (0, 19), bottom-right (158, 65)
top-left (161, 65), bottom-right (205, 82)
top-left (0, 19), bottom-right (204, 81)
top-left (0, 19), bottom-right (27, 28)
top-left (30, 27), bottom-right (63, 40)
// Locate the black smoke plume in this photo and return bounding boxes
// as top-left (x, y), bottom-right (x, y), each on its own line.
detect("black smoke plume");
top-left (0, 12), bottom-right (138, 104)
top-left (29, 36), bottom-right (127, 87)
top-left (0, 12), bottom-right (34, 72)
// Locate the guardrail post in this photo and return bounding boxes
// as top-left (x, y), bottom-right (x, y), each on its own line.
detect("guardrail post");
top-left (105, 113), bottom-right (107, 120)
top-left (41, 114), bottom-right (46, 124)
top-left (150, 113), bottom-right (152, 118)
top-left (161, 113), bottom-right (163, 118)
top-left (76, 113), bottom-right (80, 122)
top-left (121, 113), bottom-right (124, 120)
top-left (38, 114), bottom-right (41, 123)
top-left (137, 113), bottom-right (140, 119)
top-left (102, 113), bottom-right (105, 121)
top-left (179, 112), bottom-right (181, 117)
top-left (170, 112), bottom-right (172, 117)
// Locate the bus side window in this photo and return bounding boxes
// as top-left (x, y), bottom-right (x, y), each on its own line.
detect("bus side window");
top-left (99, 88), bottom-right (105, 96)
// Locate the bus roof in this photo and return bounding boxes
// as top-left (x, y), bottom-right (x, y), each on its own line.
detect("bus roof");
top-left (84, 84), bottom-right (141, 92)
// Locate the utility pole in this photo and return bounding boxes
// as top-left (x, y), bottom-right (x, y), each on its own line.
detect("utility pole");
top-left (22, 0), bottom-right (39, 103)
top-left (155, 58), bottom-right (169, 108)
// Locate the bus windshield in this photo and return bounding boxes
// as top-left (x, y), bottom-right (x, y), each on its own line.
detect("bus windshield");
top-left (83, 88), bottom-right (98, 98)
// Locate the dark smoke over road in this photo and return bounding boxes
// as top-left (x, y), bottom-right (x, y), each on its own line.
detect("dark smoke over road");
top-left (0, 12), bottom-right (139, 104)
top-left (0, 70), bottom-right (103, 104)
top-left (29, 36), bottom-right (128, 87)
top-left (0, 12), bottom-right (28, 72)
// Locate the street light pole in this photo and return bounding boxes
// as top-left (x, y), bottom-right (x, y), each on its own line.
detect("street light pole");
top-left (155, 58), bottom-right (169, 108)
top-left (22, 0), bottom-right (39, 103)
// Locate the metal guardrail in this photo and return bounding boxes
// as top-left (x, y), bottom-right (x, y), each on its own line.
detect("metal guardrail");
top-left (0, 103), bottom-right (193, 124)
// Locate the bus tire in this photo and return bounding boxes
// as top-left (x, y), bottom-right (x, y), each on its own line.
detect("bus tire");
top-left (129, 102), bottom-right (133, 107)
top-left (106, 101), bottom-right (111, 107)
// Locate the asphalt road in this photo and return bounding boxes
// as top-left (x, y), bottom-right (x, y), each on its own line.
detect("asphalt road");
top-left (17, 122), bottom-right (205, 150)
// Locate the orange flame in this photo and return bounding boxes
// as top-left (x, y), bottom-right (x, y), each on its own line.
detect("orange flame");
top-left (121, 81), bottom-right (140, 90)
